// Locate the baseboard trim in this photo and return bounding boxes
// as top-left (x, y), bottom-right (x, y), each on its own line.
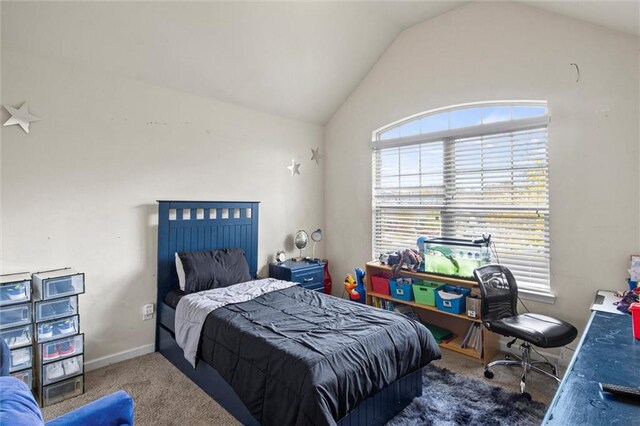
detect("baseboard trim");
top-left (85, 344), bottom-right (155, 372)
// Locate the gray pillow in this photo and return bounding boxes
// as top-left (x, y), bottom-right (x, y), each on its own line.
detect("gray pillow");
top-left (179, 248), bottom-right (251, 294)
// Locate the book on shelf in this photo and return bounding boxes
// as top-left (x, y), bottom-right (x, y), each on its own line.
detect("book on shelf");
top-left (461, 323), bottom-right (482, 351)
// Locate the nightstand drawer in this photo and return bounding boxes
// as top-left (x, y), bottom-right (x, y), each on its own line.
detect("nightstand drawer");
top-left (291, 269), bottom-right (324, 287)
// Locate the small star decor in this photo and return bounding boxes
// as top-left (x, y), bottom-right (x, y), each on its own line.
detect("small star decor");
top-left (287, 159), bottom-right (301, 176)
top-left (3, 102), bottom-right (41, 134)
top-left (311, 147), bottom-right (322, 164)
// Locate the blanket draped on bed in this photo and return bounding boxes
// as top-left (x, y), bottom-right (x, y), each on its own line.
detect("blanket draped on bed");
top-left (176, 278), bottom-right (297, 366)
top-left (178, 282), bottom-right (441, 426)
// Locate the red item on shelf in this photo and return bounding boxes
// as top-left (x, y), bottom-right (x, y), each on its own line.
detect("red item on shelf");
top-left (323, 260), bottom-right (333, 295)
top-left (371, 276), bottom-right (391, 295)
top-left (630, 302), bottom-right (640, 340)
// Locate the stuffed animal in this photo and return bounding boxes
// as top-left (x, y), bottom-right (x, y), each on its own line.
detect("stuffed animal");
top-left (391, 248), bottom-right (423, 277)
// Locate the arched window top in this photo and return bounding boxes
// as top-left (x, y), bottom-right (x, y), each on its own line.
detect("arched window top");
top-left (375, 101), bottom-right (547, 142)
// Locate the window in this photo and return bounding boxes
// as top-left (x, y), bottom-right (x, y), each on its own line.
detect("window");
top-left (372, 102), bottom-right (551, 296)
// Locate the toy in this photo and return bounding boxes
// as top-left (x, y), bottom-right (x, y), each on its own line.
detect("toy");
top-left (391, 248), bottom-right (423, 277)
top-left (343, 268), bottom-right (366, 303)
top-left (344, 274), bottom-right (359, 301)
top-left (354, 268), bottom-right (366, 304)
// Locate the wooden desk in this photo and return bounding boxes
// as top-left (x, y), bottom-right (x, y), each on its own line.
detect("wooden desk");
top-left (543, 311), bottom-right (640, 425)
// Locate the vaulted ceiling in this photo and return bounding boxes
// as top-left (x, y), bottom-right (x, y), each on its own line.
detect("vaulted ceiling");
top-left (2, 1), bottom-right (638, 124)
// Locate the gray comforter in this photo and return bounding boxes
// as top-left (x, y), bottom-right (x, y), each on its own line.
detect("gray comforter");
top-left (194, 285), bottom-right (441, 426)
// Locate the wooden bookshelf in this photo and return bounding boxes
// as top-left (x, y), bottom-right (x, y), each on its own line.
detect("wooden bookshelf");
top-left (365, 261), bottom-right (498, 364)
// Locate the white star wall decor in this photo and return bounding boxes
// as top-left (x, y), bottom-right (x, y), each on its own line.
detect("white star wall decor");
top-left (311, 147), bottom-right (322, 164)
top-left (3, 102), bottom-right (41, 134)
top-left (287, 159), bottom-right (301, 176)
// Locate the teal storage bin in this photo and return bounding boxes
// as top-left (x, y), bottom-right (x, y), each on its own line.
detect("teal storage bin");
top-left (389, 278), bottom-right (414, 302)
top-left (435, 285), bottom-right (471, 315)
top-left (412, 281), bottom-right (443, 307)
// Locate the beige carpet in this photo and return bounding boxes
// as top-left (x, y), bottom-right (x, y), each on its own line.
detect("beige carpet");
top-left (42, 349), bottom-right (557, 425)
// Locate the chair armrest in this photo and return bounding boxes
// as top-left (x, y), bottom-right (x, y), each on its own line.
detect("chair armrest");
top-left (45, 391), bottom-right (133, 426)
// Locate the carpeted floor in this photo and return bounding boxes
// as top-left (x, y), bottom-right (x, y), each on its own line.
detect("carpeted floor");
top-left (42, 348), bottom-right (555, 425)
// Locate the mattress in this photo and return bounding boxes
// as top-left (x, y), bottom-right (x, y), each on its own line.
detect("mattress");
top-left (164, 289), bottom-right (185, 309)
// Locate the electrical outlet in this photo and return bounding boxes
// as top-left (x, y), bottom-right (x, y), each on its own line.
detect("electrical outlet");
top-left (142, 303), bottom-right (155, 321)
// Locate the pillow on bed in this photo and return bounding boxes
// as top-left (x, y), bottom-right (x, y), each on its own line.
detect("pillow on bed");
top-left (175, 253), bottom-right (186, 291)
top-left (178, 248), bottom-right (251, 294)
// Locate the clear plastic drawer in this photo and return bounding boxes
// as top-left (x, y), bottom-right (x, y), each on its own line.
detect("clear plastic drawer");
top-left (42, 375), bottom-right (84, 407)
top-left (10, 346), bottom-right (33, 372)
top-left (33, 269), bottom-right (84, 301)
top-left (0, 303), bottom-right (32, 330)
top-left (35, 296), bottom-right (78, 323)
top-left (40, 334), bottom-right (84, 364)
top-left (37, 315), bottom-right (79, 343)
top-left (10, 368), bottom-right (32, 389)
top-left (41, 354), bottom-right (83, 386)
top-left (0, 274), bottom-right (31, 306)
top-left (0, 324), bottom-right (33, 349)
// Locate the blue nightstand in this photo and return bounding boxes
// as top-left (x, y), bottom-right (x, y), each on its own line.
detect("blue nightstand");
top-left (269, 259), bottom-right (325, 292)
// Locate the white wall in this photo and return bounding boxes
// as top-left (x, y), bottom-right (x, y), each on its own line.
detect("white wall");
top-left (1, 50), bottom-right (324, 363)
top-left (324, 2), bottom-right (640, 337)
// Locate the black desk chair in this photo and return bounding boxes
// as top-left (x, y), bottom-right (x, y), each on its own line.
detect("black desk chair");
top-left (473, 264), bottom-right (578, 397)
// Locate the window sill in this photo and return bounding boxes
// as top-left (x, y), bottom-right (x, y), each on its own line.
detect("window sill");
top-left (518, 288), bottom-right (556, 304)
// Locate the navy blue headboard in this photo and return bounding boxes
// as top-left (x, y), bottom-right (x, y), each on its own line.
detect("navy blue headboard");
top-left (156, 200), bottom-right (260, 306)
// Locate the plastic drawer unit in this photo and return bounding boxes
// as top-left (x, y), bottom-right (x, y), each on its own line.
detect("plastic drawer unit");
top-left (42, 375), bottom-right (84, 407)
top-left (39, 334), bottom-right (84, 364)
top-left (35, 296), bottom-right (78, 323)
top-left (11, 368), bottom-right (33, 388)
top-left (0, 273), bottom-right (32, 307)
top-left (36, 315), bottom-right (79, 343)
top-left (32, 269), bottom-right (84, 301)
top-left (10, 346), bottom-right (33, 372)
top-left (39, 354), bottom-right (84, 386)
top-left (0, 303), bottom-right (33, 330)
top-left (0, 323), bottom-right (33, 349)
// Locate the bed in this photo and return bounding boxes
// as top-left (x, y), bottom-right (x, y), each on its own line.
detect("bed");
top-left (155, 200), bottom-right (440, 425)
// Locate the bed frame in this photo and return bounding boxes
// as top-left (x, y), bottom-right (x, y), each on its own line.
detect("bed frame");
top-left (156, 200), bottom-right (422, 425)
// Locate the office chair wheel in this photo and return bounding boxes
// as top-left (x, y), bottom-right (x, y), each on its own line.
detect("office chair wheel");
top-left (521, 392), bottom-right (532, 400)
top-left (484, 370), bottom-right (494, 379)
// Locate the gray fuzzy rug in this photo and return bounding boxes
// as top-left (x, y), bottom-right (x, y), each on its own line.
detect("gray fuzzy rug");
top-left (388, 365), bottom-right (547, 426)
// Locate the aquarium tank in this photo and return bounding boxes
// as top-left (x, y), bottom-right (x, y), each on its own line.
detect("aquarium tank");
top-left (417, 236), bottom-right (491, 278)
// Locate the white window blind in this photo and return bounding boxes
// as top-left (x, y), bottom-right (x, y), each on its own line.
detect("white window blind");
top-left (373, 105), bottom-right (550, 293)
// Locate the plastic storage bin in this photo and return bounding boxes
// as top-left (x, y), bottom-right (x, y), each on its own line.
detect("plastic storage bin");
top-left (42, 375), bottom-right (84, 407)
top-left (40, 334), bottom-right (84, 363)
top-left (412, 281), bottom-right (444, 306)
top-left (0, 303), bottom-right (32, 330)
top-left (435, 285), bottom-right (472, 315)
top-left (35, 296), bottom-right (78, 323)
top-left (37, 315), bottom-right (79, 343)
top-left (0, 273), bottom-right (32, 306)
top-left (371, 275), bottom-right (391, 295)
top-left (33, 269), bottom-right (84, 301)
top-left (10, 346), bottom-right (33, 372)
top-left (11, 368), bottom-right (32, 388)
top-left (41, 354), bottom-right (83, 386)
top-left (0, 324), bottom-right (33, 349)
top-left (390, 278), bottom-right (414, 302)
